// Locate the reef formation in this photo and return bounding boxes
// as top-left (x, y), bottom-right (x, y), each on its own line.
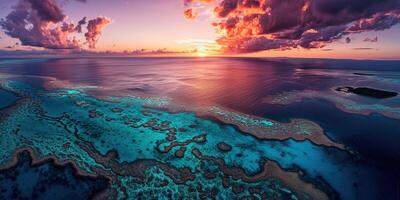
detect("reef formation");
top-left (264, 89), bottom-right (400, 120)
top-left (0, 78), bottom-right (337, 199)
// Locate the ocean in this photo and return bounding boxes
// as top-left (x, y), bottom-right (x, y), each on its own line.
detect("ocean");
top-left (0, 57), bottom-right (399, 199)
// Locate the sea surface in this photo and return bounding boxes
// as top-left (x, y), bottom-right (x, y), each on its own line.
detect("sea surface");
top-left (0, 57), bottom-right (399, 200)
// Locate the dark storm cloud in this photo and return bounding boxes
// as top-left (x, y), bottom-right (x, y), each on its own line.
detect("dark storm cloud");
top-left (190, 0), bottom-right (400, 53)
top-left (27, 0), bottom-right (65, 22)
top-left (0, 0), bottom-right (110, 49)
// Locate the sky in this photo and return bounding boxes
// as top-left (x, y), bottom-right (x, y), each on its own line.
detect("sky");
top-left (0, 0), bottom-right (400, 59)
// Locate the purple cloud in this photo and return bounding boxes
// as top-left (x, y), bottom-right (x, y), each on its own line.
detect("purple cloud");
top-left (364, 36), bottom-right (379, 42)
top-left (0, 0), bottom-right (111, 49)
top-left (75, 17), bottom-right (87, 33)
top-left (346, 37), bottom-right (351, 44)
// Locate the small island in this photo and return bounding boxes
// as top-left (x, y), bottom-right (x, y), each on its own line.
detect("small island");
top-left (336, 87), bottom-right (398, 99)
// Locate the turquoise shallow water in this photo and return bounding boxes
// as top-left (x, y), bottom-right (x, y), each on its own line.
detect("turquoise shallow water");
top-left (0, 57), bottom-right (399, 199)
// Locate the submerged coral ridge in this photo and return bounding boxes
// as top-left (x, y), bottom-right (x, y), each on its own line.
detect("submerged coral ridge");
top-left (265, 90), bottom-right (400, 119)
top-left (206, 106), bottom-right (343, 149)
top-left (145, 103), bottom-right (343, 149)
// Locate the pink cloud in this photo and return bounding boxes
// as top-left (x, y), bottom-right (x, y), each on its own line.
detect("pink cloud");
top-left (85, 17), bottom-right (112, 49)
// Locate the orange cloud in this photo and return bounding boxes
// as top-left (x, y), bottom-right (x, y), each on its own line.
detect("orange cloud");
top-left (185, 0), bottom-right (400, 54)
top-left (184, 0), bottom-right (214, 5)
top-left (184, 8), bottom-right (198, 20)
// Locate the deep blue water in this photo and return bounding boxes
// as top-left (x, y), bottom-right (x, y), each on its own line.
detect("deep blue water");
top-left (0, 57), bottom-right (399, 199)
top-left (0, 151), bottom-right (109, 200)
top-left (0, 89), bottom-right (18, 109)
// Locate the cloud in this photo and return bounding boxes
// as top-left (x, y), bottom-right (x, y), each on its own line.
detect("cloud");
top-left (353, 47), bottom-right (376, 50)
top-left (185, 0), bottom-right (400, 53)
top-left (364, 36), bottom-right (378, 42)
top-left (184, 0), bottom-right (214, 6)
top-left (0, 0), bottom-right (78, 49)
top-left (0, 48), bottom-right (194, 57)
top-left (28, 0), bottom-right (65, 22)
top-left (0, 0), bottom-right (111, 49)
top-left (85, 17), bottom-right (111, 49)
top-left (4, 42), bottom-right (20, 49)
top-left (75, 17), bottom-right (87, 33)
top-left (346, 37), bottom-right (351, 44)
top-left (177, 38), bottom-right (222, 54)
top-left (184, 8), bottom-right (198, 20)
top-left (183, 0), bottom-right (215, 20)
top-left (130, 48), bottom-right (194, 55)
